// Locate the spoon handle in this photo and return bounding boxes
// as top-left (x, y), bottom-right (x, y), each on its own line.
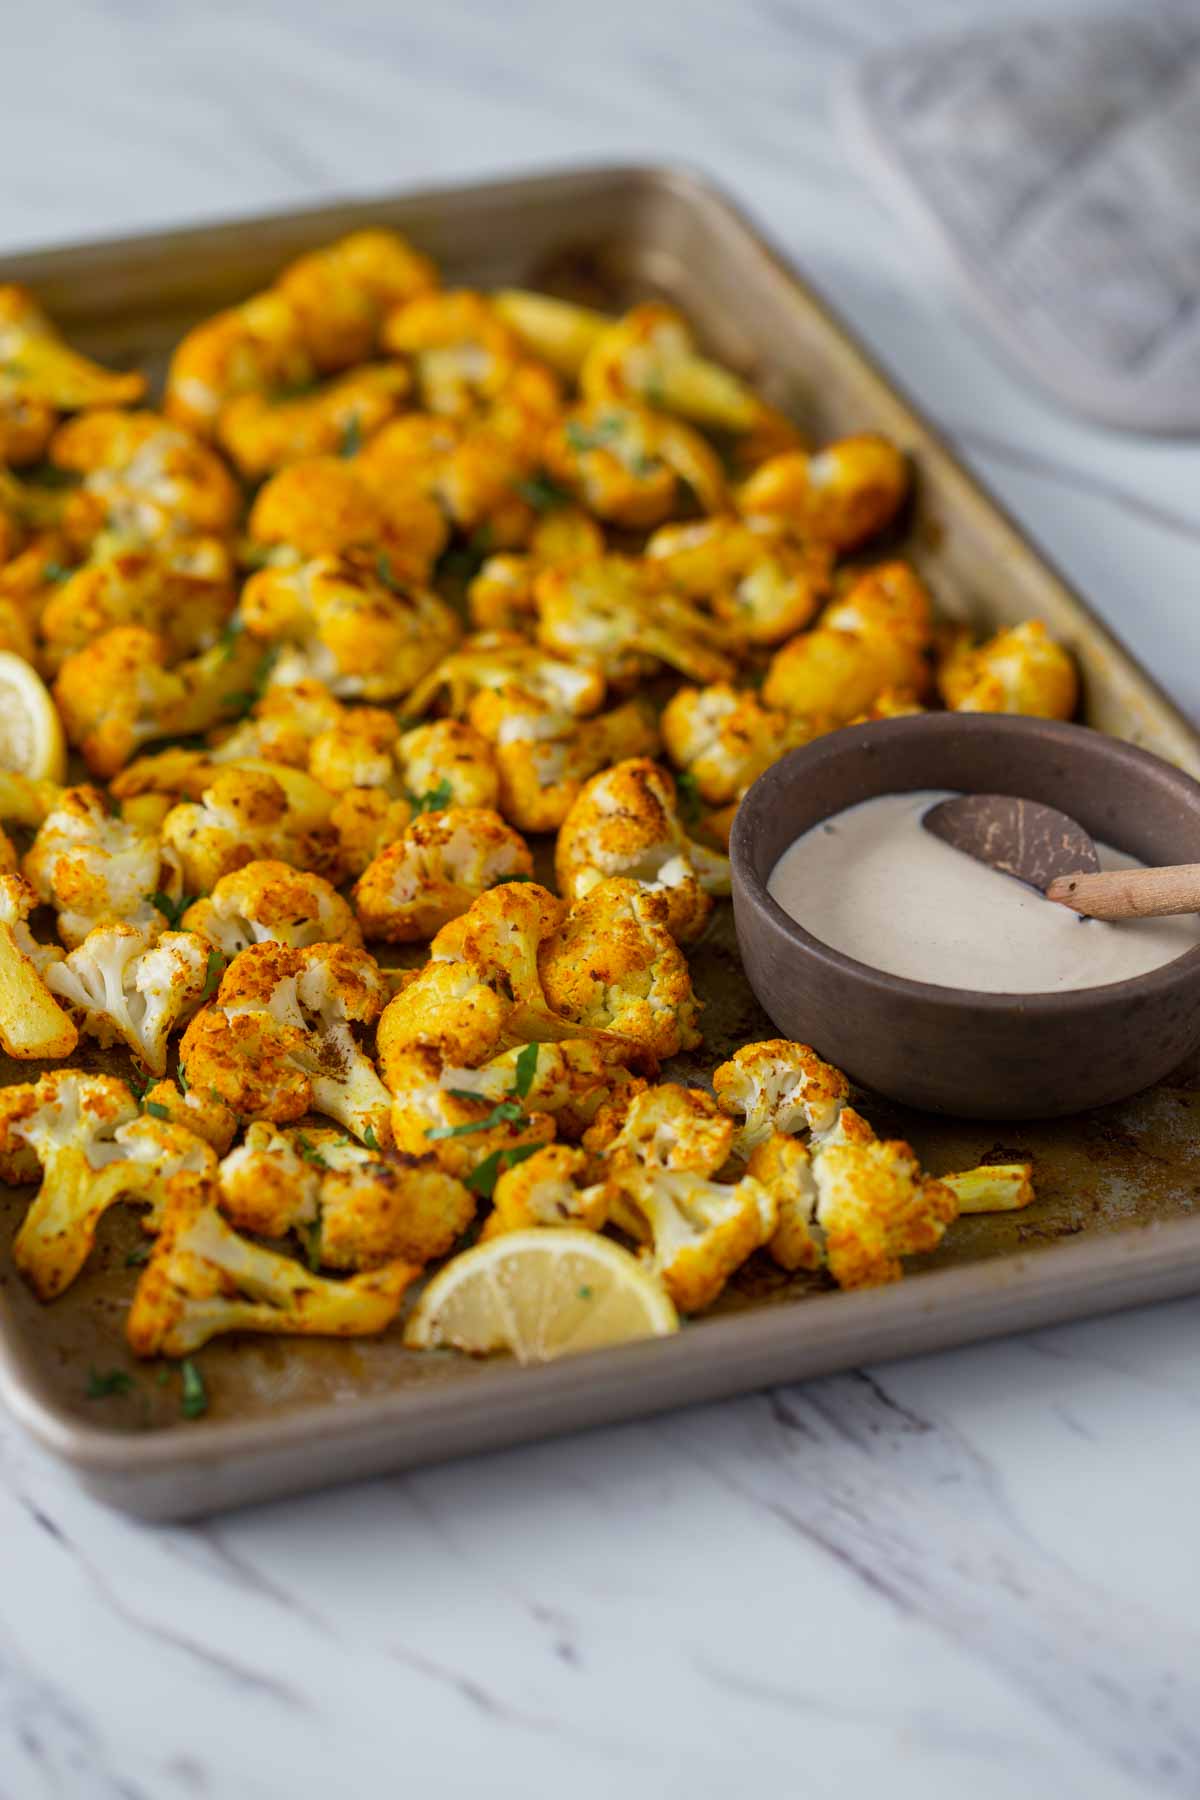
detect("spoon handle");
top-left (1046, 864), bottom-right (1200, 920)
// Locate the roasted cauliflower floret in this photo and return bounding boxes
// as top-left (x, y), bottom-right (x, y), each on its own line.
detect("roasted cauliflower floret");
top-left (0, 1071), bottom-right (214, 1299)
top-left (396, 719), bottom-right (499, 812)
top-left (0, 284), bottom-right (145, 416)
top-left (377, 958), bottom-right (511, 1073)
top-left (470, 689), bottom-right (659, 834)
top-left (492, 290), bottom-right (611, 375)
top-left (595, 1082), bottom-right (734, 1174)
top-left (0, 873), bottom-right (76, 1059)
top-left (217, 363), bottom-right (412, 479)
top-left (596, 1086), bottom-right (773, 1313)
top-left (275, 228), bottom-right (439, 370)
top-left (352, 808), bottom-right (533, 943)
top-left (307, 712), bottom-right (499, 819)
top-left (218, 1121), bottom-right (475, 1267)
top-left (0, 376), bottom-right (55, 466)
top-left (440, 1039), bottom-right (642, 1142)
top-left (847, 687), bottom-right (926, 726)
top-left (179, 940), bottom-right (392, 1145)
top-left (377, 883), bottom-right (647, 1084)
top-left (50, 409), bottom-right (241, 549)
top-left (467, 508), bottom-right (606, 633)
top-left (538, 879), bottom-right (701, 1059)
top-left (404, 630), bottom-right (606, 721)
top-left (937, 620), bottom-right (1078, 720)
top-left (385, 1042), bottom-right (556, 1181)
top-left (608, 1165), bottom-right (774, 1312)
top-left (481, 1143), bottom-right (606, 1240)
top-left (354, 411), bottom-right (534, 545)
top-left (0, 595), bottom-right (36, 662)
top-left (380, 290), bottom-right (561, 444)
top-left (39, 538), bottom-right (236, 671)
top-left (940, 1161), bottom-right (1036, 1214)
top-left (762, 561), bottom-right (934, 722)
top-left (23, 785), bottom-right (172, 947)
top-left (811, 1129), bottom-right (958, 1289)
top-left (712, 1040), bottom-right (851, 1157)
top-left (181, 861), bottom-right (361, 958)
top-left (579, 301), bottom-right (769, 432)
top-left (52, 623), bottom-right (269, 777)
top-left (543, 402), bottom-right (726, 527)
top-left (141, 1079), bottom-right (237, 1156)
top-left (247, 457), bottom-right (447, 584)
top-left (239, 549), bottom-right (460, 701)
top-left (161, 767), bottom-right (341, 892)
top-left (44, 924), bottom-right (216, 1076)
top-left (555, 758), bottom-right (732, 943)
top-left (535, 555), bottom-right (738, 687)
top-left (327, 789), bottom-right (414, 881)
top-left (739, 433), bottom-right (909, 552)
top-left (126, 1172), bottom-right (417, 1356)
top-left (645, 516), bottom-right (832, 645)
top-left (660, 683), bottom-right (819, 806)
top-left (164, 290), bottom-right (314, 437)
top-left (745, 1131), bottom-right (822, 1272)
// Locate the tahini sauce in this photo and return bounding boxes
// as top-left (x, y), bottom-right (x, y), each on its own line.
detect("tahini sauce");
top-left (767, 789), bottom-right (1200, 993)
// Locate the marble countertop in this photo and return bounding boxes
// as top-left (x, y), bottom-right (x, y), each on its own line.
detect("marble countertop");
top-left (4, 2), bottom-right (1200, 1795)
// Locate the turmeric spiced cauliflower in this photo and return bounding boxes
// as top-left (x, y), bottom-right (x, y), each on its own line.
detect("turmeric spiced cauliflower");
top-left (0, 232), bottom-right (1058, 1371)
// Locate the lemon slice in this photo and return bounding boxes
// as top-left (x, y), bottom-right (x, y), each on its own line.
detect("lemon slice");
top-left (405, 1229), bottom-right (679, 1363)
top-left (0, 652), bottom-right (66, 781)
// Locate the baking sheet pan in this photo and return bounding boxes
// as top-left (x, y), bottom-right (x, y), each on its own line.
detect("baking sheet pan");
top-left (3, 163), bottom-right (1199, 1519)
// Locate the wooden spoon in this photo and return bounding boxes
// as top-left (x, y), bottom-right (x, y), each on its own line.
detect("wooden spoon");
top-left (922, 794), bottom-right (1200, 920)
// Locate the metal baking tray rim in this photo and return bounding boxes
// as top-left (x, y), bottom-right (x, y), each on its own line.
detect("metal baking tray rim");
top-left (4, 159), bottom-right (1200, 1516)
top-left (6, 1213), bottom-right (1199, 1491)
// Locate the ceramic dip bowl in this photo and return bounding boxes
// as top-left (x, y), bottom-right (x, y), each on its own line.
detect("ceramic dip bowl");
top-left (730, 714), bottom-right (1200, 1118)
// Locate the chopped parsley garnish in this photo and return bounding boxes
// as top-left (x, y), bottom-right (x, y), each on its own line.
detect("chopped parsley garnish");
top-left (362, 1124), bottom-right (381, 1153)
top-left (143, 1100), bottom-right (171, 1121)
top-left (512, 1043), bottom-right (539, 1100)
top-left (41, 561), bottom-right (72, 584)
top-left (340, 412), bottom-right (364, 458)
top-left (295, 1134), bottom-right (328, 1169)
top-left (86, 1367), bottom-right (134, 1399)
top-left (577, 1285), bottom-right (593, 1300)
top-left (406, 777), bottom-right (453, 816)
top-left (564, 414), bottom-right (623, 454)
top-left (125, 1068), bottom-right (151, 1100)
top-left (125, 1243), bottom-right (152, 1268)
top-left (177, 1065), bottom-right (190, 1092)
top-left (674, 769), bottom-right (702, 826)
top-left (642, 373), bottom-right (669, 410)
top-left (217, 616), bottom-right (245, 661)
top-left (301, 1218), bottom-right (324, 1272)
top-left (224, 647), bottom-right (279, 719)
top-left (514, 472), bottom-right (571, 512)
top-left (376, 551), bottom-right (402, 593)
top-left (464, 1141), bottom-right (541, 1200)
top-left (426, 1098), bottom-right (524, 1140)
top-left (179, 1359), bottom-right (208, 1420)
top-left (198, 948), bottom-right (224, 1004)
top-left (151, 890), bottom-right (195, 929)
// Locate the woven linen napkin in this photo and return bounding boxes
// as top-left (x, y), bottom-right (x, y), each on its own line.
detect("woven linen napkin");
top-left (840, 4), bottom-right (1200, 432)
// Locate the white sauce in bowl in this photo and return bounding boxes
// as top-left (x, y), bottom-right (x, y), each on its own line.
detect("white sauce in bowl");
top-left (767, 788), bottom-right (1200, 993)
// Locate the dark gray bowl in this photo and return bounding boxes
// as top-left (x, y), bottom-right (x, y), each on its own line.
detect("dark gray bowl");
top-left (730, 714), bottom-right (1200, 1119)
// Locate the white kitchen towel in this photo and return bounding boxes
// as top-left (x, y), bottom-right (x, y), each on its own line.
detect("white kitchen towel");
top-left (840, 4), bottom-right (1200, 433)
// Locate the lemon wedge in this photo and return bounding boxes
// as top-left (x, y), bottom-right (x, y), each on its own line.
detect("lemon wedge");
top-left (404, 1229), bottom-right (678, 1363)
top-left (0, 652), bottom-right (66, 782)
